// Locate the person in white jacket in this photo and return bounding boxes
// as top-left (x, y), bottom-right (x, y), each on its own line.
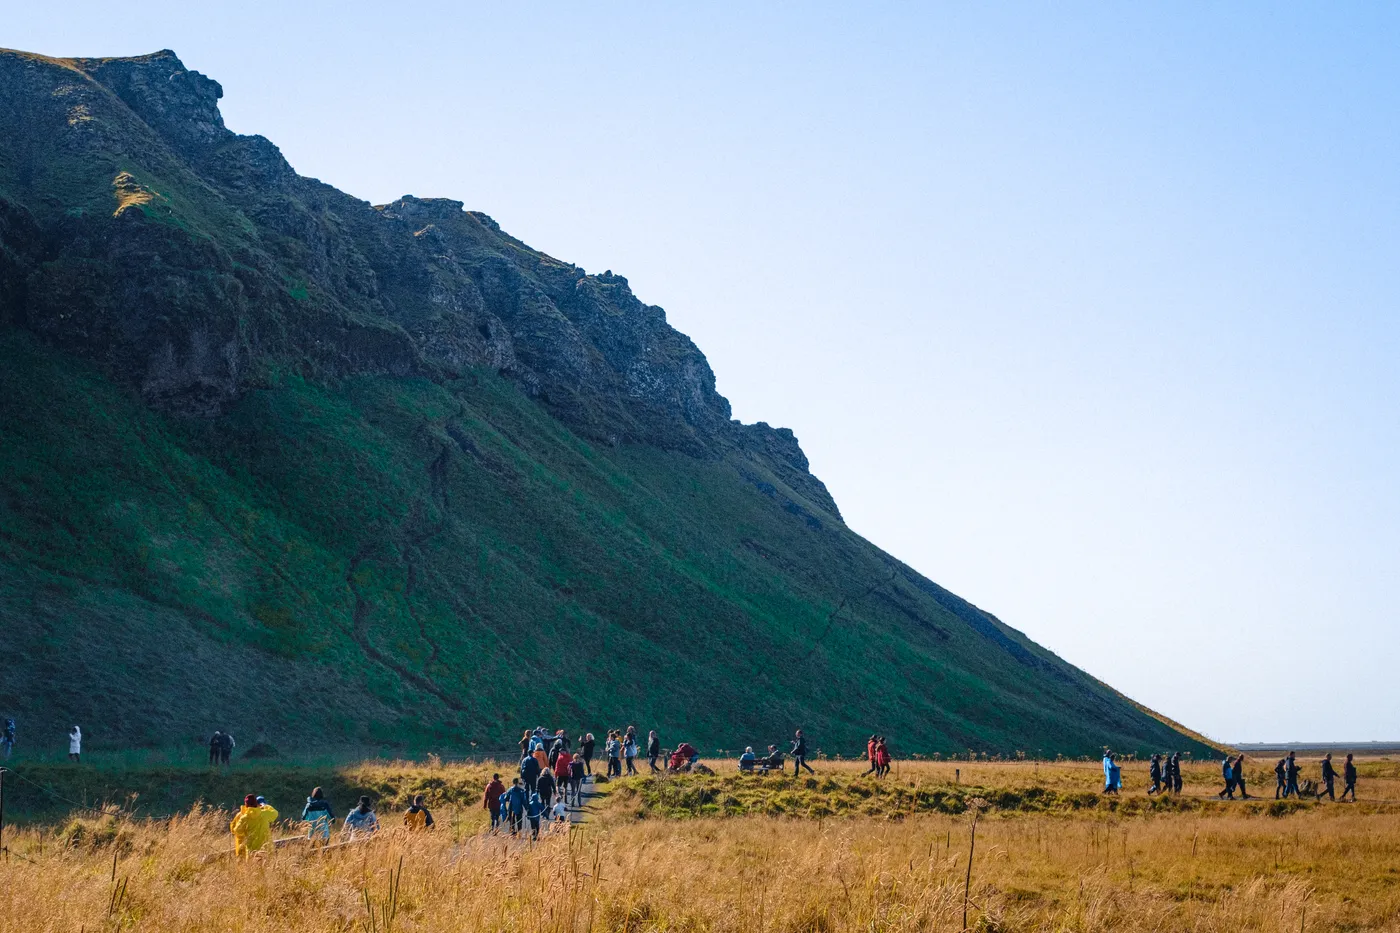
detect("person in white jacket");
top-left (68, 725), bottom-right (82, 762)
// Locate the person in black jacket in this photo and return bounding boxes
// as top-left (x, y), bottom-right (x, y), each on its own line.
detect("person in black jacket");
top-left (521, 751), bottom-right (542, 792)
top-left (1274, 758), bottom-right (1288, 799)
top-left (1318, 753), bottom-right (1338, 801)
top-left (1284, 752), bottom-right (1300, 798)
top-left (791, 729), bottom-right (815, 776)
top-left (536, 766), bottom-right (557, 810)
top-left (1341, 753), bottom-right (1357, 801)
top-left (579, 734), bottom-right (595, 775)
top-left (647, 730), bottom-right (661, 773)
top-left (209, 731), bottom-right (224, 765)
top-left (1148, 754), bottom-right (1163, 794)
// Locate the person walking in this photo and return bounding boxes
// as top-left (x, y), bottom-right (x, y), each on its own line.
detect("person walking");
top-left (580, 733), bottom-right (596, 776)
top-left (403, 794), bottom-right (434, 831)
top-left (343, 796), bottom-right (380, 838)
top-left (536, 763), bottom-right (557, 810)
top-left (1341, 754), bottom-right (1357, 801)
top-left (67, 725), bottom-right (82, 762)
top-left (301, 787), bottom-right (336, 841)
top-left (521, 749), bottom-right (542, 792)
top-left (525, 791), bottom-right (546, 840)
top-left (1318, 753), bottom-right (1338, 801)
top-left (623, 731), bottom-right (638, 776)
top-left (568, 753), bottom-right (585, 806)
top-left (647, 730), bottom-right (661, 773)
top-left (1172, 753), bottom-right (1183, 793)
top-left (790, 729), bottom-right (815, 776)
top-left (1218, 756), bottom-right (1235, 799)
top-left (862, 736), bottom-right (878, 777)
top-left (503, 778), bottom-right (526, 836)
top-left (230, 794), bottom-right (278, 857)
top-left (208, 731), bottom-right (224, 766)
top-left (554, 747), bottom-right (573, 795)
top-left (875, 737), bottom-right (891, 778)
top-left (1233, 755), bottom-right (1250, 799)
top-left (219, 732), bottom-right (235, 765)
top-left (1285, 752), bottom-right (1300, 798)
top-left (2, 718), bottom-right (15, 759)
top-left (1148, 754), bottom-right (1163, 794)
top-left (483, 773), bottom-right (506, 831)
top-left (1103, 750), bottom-right (1117, 794)
top-left (1274, 758), bottom-right (1288, 799)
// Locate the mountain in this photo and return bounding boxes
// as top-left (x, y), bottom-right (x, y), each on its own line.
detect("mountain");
top-left (0, 49), bottom-right (1214, 758)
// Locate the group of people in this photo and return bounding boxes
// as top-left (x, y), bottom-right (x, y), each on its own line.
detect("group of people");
top-left (735, 730), bottom-right (816, 776)
top-left (208, 730), bottom-right (236, 765)
top-left (1102, 748), bottom-right (1362, 801)
top-left (0, 721), bottom-right (81, 761)
top-left (228, 789), bottom-right (435, 856)
top-left (862, 735), bottom-right (893, 777)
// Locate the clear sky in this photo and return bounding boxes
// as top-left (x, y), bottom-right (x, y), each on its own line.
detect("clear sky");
top-left (10, 3), bottom-right (1398, 743)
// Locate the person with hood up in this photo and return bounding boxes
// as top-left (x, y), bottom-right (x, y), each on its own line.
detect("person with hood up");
top-left (525, 790), bottom-right (546, 840)
top-left (1275, 757), bottom-right (1288, 799)
top-left (231, 794), bottom-right (279, 857)
top-left (483, 773), bottom-right (506, 831)
top-left (403, 794), bottom-right (434, 831)
top-left (1102, 751), bottom-right (1116, 794)
top-left (521, 750), bottom-right (542, 792)
top-left (343, 796), bottom-right (380, 838)
top-left (1342, 753), bottom-right (1358, 801)
top-left (302, 786), bottom-right (336, 841)
top-left (67, 726), bottom-right (82, 762)
top-left (503, 778), bottom-right (526, 836)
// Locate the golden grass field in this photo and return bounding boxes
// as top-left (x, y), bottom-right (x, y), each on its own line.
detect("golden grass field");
top-left (2, 757), bottom-right (1397, 932)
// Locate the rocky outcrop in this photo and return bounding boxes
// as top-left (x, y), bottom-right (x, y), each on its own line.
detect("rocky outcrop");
top-left (0, 48), bottom-right (840, 514)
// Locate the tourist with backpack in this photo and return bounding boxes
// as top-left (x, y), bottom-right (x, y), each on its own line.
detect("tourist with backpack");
top-left (301, 786), bottom-right (336, 841)
top-left (343, 796), bottom-right (380, 837)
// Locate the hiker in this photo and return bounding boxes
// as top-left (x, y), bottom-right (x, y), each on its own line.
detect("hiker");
top-left (230, 794), bottom-right (278, 857)
top-left (68, 725), bottom-right (81, 762)
top-left (503, 778), bottom-right (526, 835)
top-left (1342, 754), bottom-right (1357, 801)
top-left (791, 729), bottom-right (815, 776)
top-left (219, 732), bottom-right (235, 765)
top-left (1171, 753), bottom-right (1183, 793)
top-left (1103, 751), bottom-right (1117, 794)
top-left (605, 731), bottom-right (621, 778)
top-left (1285, 752), bottom-right (1300, 798)
top-left (1233, 755), bottom-right (1250, 799)
top-left (862, 736), bottom-right (878, 777)
top-left (579, 733), bottom-right (596, 775)
top-left (404, 794), bottom-right (434, 831)
top-left (519, 730), bottom-right (532, 757)
top-left (1218, 756), bottom-right (1235, 799)
top-left (536, 762), bottom-right (557, 810)
top-left (554, 747), bottom-right (573, 795)
top-left (302, 786), bottom-right (336, 841)
top-left (521, 749), bottom-right (542, 792)
top-left (1148, 754), bottom-right (1163, 794)
top-left (568, 753), bottom-right (585, 806)
top-left (525, 790), bottom-right (546, 840)
top-left (623, 730), bottom-right (638, 776)
top-left (648, 730), bottom-right (661, 773)
top-left (1318, 754), bottom-right (1338, 801)
top-left (344, 796), bottom-right (380, 837)
top-left (208, 731), bottom-right (224, 765)
top-left (532, 741), bottom-right (549, 779)
top-left (528, 728), bottom-right (546, 754)
top-left (669, 742), bottom-right (698, 772)
top-left (1275, 758), bottom-right (1288, 799)
top-left (483, 773), bottom-right (506, 831)
top-left (2, 718), bottom-right (14, 759)
top-left (875, 737), bottom-right (891, 778)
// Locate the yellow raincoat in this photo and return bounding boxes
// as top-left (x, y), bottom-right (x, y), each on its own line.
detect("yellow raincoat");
top-left (230, 804), bottom-right (279, 856)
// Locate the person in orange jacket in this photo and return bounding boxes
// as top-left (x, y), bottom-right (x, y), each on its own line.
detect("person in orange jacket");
top-left (230, 794), bottom-right (279, 857)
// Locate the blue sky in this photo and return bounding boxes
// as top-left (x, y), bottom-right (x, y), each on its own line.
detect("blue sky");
top-left (10, 3), bottom-right (1398, 742)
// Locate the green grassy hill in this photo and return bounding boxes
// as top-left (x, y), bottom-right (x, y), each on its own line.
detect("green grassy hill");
top-left (0, 48), bottom-right (1217, 759)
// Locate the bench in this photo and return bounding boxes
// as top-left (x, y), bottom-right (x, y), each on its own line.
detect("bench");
top-left (738, 756), bottom-right (785, 774)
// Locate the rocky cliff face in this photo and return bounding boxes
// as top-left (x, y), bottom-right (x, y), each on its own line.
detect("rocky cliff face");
top-left (0, 48), bottom-right (839, 515)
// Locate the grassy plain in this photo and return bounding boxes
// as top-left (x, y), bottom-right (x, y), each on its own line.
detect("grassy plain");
top-left (2, 757), bottom-right (1396, 932)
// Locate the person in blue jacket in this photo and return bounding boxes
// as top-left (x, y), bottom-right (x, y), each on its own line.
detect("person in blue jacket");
top-left (525, 790), bottom-right (547, 840)
top-left (502, 778), bottom-right (526, 836)
top-left (301, 786), bottom-right (336, 841)
top-left (520, 752), bottom-right (542, 792)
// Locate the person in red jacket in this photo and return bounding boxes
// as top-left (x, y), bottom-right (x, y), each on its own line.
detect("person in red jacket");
top-left (483, 773), bottom-right (506, 832)
top-left (875, 737), bottom-right (891, 778)
top-left (862, 735), bottom-right (878, 777)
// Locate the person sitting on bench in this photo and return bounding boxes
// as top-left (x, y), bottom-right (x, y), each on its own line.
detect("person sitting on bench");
top-left (738, 747), bottom-right (757, 771)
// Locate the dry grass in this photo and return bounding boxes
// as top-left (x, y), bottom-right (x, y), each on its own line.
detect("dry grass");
top-left (2, 758), bottom-right (1397, 932)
